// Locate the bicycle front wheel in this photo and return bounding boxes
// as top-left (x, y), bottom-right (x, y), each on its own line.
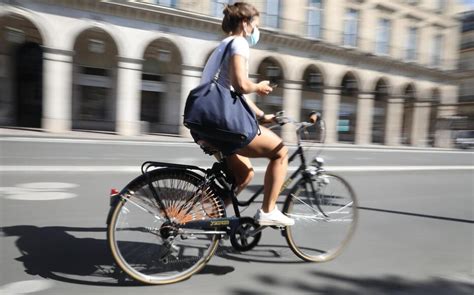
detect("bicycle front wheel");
top-left (107, 168), bottom-right (225, 284)
top-left (283, 173), bottom-right (358, 262)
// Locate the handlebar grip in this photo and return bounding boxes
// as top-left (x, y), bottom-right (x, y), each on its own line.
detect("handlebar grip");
top-left (309, 111), bottom-right (321, 124)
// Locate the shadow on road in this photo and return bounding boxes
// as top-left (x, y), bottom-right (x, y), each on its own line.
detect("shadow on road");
top-left (229, 270), bottom-right (474, 295)
top-left (1, 225), bottom-right (234, 286)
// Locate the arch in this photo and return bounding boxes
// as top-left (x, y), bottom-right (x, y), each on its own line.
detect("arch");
top-left (69, 22), bottom-right (125, 57)
top-left (338, 71), bottom-right (359, 143)
top-left (251, 55), bottom-right (288, 80)
top-left (71, 27), bottom-right (119, 132)
top-left (0, 13), bottom-right (45, 128)
top-left (0, 10), bottom-right (51, 47)
top-left (256, 56), bottom-right (286, 82)
top-left (142, 37), bottom-right (183, 75)
top-left (374, 78), bottom-right (390, 101)
top-left (140, 37), bottom-right (184, 134)
top-left (340, 71), bottom-right (360, 96)
top-left (255, 57), bottom-right (285, 122)
top-left (402, 82), bottom-right (417, 101)
top-left (372, 78), bottom-right (391, 144)
top-left (302, 64), bottom-right (325, 91)
top-left (301, 64), bottom-right (325, 135)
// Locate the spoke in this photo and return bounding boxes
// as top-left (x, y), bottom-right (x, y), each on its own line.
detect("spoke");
top-left (121, 195), bottom-right (162, 221)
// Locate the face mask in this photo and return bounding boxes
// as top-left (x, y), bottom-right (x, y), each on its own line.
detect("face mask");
top-left (245, 24), bottom-right (260, 47)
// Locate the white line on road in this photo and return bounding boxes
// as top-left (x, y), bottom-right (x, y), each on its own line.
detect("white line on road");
top-left (1, 165), bottom-right (473, 173)
top-left (1, 136), bottom-right (472, 154)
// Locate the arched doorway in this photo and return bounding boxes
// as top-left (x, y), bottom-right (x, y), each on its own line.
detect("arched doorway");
top-left (0, 14), bottom-right (44, 128)
top-left (72, 28), bottom-right (118, 132)
top-left (256, 57), bottom-right (285, 115)
top-left (141, 38), bottom-right (182, 134)
top-left (372, 78), bottom-right (389, 144)
top-left (401, 83), bottom-right (416, 145)
top-left (301, 65), bottom-right (324, 140)
top-left (339, 72), bottom-right (359, 143)
top-left (428, 88), bottom-right (440, 146)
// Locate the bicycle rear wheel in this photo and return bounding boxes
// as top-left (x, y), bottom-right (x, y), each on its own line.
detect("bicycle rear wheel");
top-left (283, 173), bottom-right (358, 262)
top-left (107, 169), bottom-right (225, 284)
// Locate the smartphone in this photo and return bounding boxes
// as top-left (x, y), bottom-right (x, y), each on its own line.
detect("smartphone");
top-left (269, 82), bottom-right (278, 88)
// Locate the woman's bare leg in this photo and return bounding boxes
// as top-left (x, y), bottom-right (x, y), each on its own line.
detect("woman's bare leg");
top-left (223, 154), bottom-right (254, 207)
top-left (236, 126), bottom-right (288, 213)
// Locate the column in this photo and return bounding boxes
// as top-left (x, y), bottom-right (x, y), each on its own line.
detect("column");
top-left (385, 97), bottom-right (404, 146)
top-left (411, 101), bottom-right (431, 147)
top-left (355, 93), bottom-right (374, 145)
top-left (282, 80), bottom-right (303, 143)
top-left (322, 88), bottom-right (341, 144)
top-left (116, 58), bottom-right (143, 136)
top-left (179, 65), bottom-right (203, 137)
top-left (42, 49), bottom-right (74, 133)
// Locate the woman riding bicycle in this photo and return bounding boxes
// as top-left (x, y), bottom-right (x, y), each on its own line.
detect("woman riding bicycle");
top-left (190, 2), bottom-right (294, 226)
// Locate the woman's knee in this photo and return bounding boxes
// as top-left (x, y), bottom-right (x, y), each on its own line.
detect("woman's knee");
top-left (268, 142), bottom-right (289, 161)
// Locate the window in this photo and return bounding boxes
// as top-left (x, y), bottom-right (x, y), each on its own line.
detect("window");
top-left (307, 0), bottom-right (323, 39)
top-left (343, 9), bottom-right (359, 47)
top-left (405, 26), bottom-right (418, 61)
top-left (265, 0), bottom-right (280, 28)
top-left (213, 0), bottom-right (231, 17)
top-left (155, 0), bottom-right (177, 8)
top-left (431, 34), bottom-right (443, 67)
top-left (375, 18), bottom-right (391, 55)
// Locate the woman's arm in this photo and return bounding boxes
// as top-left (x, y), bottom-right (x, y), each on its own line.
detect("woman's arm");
top-left (230, 55), bottom-right (272, 96)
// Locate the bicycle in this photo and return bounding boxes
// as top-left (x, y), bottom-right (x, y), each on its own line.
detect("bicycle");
top-left (106, 111), bottom-right (358, 285)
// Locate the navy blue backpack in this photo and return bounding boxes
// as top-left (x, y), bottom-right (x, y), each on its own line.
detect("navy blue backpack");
top-left (183, 39), bottom-right (259, 145)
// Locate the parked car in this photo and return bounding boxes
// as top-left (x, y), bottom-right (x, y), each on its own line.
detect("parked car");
top-left (454, 130), bottom-right (474, 149)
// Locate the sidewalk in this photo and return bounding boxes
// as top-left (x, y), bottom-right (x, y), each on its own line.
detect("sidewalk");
top-left (0, 127), bottom-right (464, 152)
top-left (0, 127), bottom-right (194, 143)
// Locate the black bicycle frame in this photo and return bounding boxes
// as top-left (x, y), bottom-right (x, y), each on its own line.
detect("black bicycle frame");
top-left (224, 143), bottom-right (316, 220)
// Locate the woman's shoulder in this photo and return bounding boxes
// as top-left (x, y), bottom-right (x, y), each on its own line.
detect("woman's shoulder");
top-left (220, 36), bottom-right (248, 46)
top-left (231, 36), bottom-right (248, 46)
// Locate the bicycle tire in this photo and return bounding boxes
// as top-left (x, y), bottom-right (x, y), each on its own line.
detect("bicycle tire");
top-left (107, 168), bottom-right (225, 284)
top-left (283, 173), bottom-right (358, 262)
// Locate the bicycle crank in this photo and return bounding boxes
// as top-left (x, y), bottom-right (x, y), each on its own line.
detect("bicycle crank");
top-left (230, 217), bottom-right (262, 252)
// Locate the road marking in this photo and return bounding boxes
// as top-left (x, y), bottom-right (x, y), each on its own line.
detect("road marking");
top-left (0, 182), bottom-right (78, 201)
top-left (1, 165), bottom-right (473, 173)
top-left (0, 280), bottom-right (54, 294)
top-left (1, 136), bottom-right (472, 154)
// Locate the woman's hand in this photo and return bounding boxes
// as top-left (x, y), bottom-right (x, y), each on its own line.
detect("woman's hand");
top-left (258, 113), bottom-right (276, 125)
top-left (256, 80), bottom-right (273, 96)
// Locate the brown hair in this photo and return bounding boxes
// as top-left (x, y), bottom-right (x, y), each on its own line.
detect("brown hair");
top-left (221, 2), bottom-right (260, 34)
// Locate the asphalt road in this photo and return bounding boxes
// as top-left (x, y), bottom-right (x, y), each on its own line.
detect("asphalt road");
top-left (1, 136), bottom-right (473, 295)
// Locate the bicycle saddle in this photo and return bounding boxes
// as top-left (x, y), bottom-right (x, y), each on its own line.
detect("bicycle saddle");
top-left (197, 140), bottom-right (220, 156)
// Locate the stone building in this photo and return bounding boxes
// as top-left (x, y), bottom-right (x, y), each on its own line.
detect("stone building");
top-left (0, 0), bottom-right (464, 147)
top-left (455, 10), bottom-right (474, 132)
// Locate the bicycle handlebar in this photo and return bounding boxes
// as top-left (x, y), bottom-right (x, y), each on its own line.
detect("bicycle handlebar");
top-left (272, 110), bottom-right (322, 129)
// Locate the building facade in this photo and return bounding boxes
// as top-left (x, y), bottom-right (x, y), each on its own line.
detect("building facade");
top-left (0, 0), bottom-right (463, 147)
top-left (456, 10), bottom-right (474, 132)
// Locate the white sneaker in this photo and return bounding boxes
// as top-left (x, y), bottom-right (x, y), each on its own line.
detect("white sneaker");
top-left (255, 208), bottom-right (295, 226)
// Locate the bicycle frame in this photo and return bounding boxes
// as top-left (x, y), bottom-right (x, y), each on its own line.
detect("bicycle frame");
top-left (229, 144), bottom-right (310, 216)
